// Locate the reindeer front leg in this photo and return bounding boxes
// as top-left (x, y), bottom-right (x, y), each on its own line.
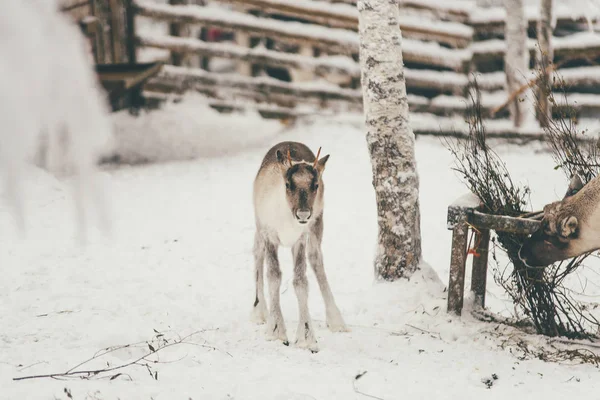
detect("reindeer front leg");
top-left (292, 236), bottom-right (319, 352)
top-left (308, 216), bottom-right (349, 332)
top-left (264, 240), bottom-right (289, 344)
top-left (251, 230), bottom-right (268, 324)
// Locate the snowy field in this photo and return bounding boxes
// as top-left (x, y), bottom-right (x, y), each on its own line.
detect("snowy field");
top-left (3, 96), bottom-right (600, 399)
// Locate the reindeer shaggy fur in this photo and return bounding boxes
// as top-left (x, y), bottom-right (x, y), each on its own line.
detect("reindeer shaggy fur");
top-left (251, 141), bottom-right (348, 352)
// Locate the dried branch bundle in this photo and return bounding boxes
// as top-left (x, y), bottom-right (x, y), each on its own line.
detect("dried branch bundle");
top-left (446, 75), bottom-right (600, 339)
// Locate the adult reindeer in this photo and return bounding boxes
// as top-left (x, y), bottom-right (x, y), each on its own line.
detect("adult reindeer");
top-left (252, 141), bottom-right (348, 352)
top-left (518, 175), bottom-right (599, 267)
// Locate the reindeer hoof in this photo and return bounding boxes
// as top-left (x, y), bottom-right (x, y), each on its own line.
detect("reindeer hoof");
top-left (295, 322), bottom-right (319, 352)
top-left (326, 315), bottom-right (350, 333)
top-left (265, 319), bottom-right (288, 343)
top-left (250, 304), bottom-right (268, 325)
top-left (327, 322), bottom-right (350, 333)
top-left (295, 337), bottom-right (319, 353)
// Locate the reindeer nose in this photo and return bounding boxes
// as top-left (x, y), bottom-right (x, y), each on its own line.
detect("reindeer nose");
top-left (296, 210), bottom-right (311, 223)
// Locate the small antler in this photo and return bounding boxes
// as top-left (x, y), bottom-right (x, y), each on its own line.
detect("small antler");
top-left (287, 148), bottom-right (292, 166)
top-left (313, 147), bottom-right (322, 168)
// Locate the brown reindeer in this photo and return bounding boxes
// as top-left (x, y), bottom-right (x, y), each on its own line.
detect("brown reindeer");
top-left (251, 141), bottom-right (348, 352)
top-left (517, 175), bottom-right (600, 267)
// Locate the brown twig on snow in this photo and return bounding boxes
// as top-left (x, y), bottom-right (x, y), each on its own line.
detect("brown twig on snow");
top-left (13, 330), bottom-right (230, 382)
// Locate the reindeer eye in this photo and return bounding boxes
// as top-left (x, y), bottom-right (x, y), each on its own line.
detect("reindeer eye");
top-left (285, 182), bottom-right (290, 190)
top-left (314, 183), bottom-right (319, 190)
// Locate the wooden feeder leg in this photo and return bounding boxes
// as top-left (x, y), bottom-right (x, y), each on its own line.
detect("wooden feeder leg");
top-left (470, 229), bottom-right (490, 309)
top-left (447, 220), bottom-right (469, 315)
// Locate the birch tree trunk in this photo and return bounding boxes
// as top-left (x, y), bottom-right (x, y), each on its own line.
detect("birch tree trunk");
top-left (357, 0), bottom-right (422, 281)
top-left (536, 0), bottom-right (553, 127)
top-left (504, 0), bottom-right (530, 128)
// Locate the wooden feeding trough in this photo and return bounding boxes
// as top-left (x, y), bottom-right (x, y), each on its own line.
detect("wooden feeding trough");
top-left (446, 193), bottom-right (542, 315)
top-left (96, 62), bottom-right (164, 111)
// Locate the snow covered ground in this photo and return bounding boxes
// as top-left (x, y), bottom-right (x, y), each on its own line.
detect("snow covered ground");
top-left (2, 96), bottom-right (600, 399)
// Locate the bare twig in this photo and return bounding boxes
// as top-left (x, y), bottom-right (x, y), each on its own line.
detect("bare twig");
top-left (13, 330), bottom-right (228, 381)
top-left (489, 63), bottom-right (557, 117)
top-left (352, 372), bottom-right (387, 400)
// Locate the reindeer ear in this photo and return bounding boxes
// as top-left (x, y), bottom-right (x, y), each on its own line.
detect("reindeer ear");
top-left (564, 175), bottom-right (584, 198)
top-left (559, 215), bottom-right (578, 238)
top-left (276, 149), bottom-right (291, 168)
top-left (316, 154), bottom-right (330, 173)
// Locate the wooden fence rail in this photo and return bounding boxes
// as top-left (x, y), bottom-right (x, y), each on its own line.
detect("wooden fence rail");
top-left (138, 33), bottom-right (472, 93)
top-left (133, 0), bottom-right (470, 71)
top-left (132, 0), bottom-right (600, 134)
top-left (217, 0), bottom-right (474, 48)
top-left (150, 64), bottom-right (363, 103)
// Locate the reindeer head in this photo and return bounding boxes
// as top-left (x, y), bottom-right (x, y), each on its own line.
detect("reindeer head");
top-left (519, 175), bottom-right (587, 267)
top-left (275, 147), bottom-right (329, 225)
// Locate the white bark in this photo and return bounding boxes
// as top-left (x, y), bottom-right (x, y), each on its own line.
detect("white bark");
top-left (536, 0), bottom-right (553, 127)
top-left (504, 0), bottom-right (530, 127)
top-left (357, 0), bottom-right (422, 280)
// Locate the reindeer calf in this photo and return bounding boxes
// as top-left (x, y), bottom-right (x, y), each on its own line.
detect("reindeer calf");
top-left (252, 141), bottom-right (348, 352)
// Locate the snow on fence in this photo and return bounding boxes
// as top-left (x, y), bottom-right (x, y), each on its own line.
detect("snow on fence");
top-left (134, 0), bottom-right (473, 122)
top-left (215, 0), bottom-right (474, 48)
top-left (132, 0), bottom-right (600, 134)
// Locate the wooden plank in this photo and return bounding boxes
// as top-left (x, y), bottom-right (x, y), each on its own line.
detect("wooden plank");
top-left (142, 90), bottom-right (327, 118)
top-left (321, 0), bottom-right (473, 22)
top-left (471, 35), bottom-right (600, 67)
top-left (125, 0), bottom-right (138, 64)
top-left (470, 6), bottom-right (600, 36)
top-left (87, 0), bottom-right (106, 64)
top-left (108, 0), bottom-right (128, 63)
top-left (139, 34), bottom-right (472, 93)
top-left (470, 229), bottom-right (490, 309)
top-left (217, 0), bottom-right (473, 48)
top-left (150, 64), bottom-right (363, 103)
top-left (220, 0), bottom-right (358, 30)
top-left (447, 215), bottom-right (469, 315)
top-left (399, 0), bottom-right (472, 22)
top-left (468, 210), bottom-right (541, 234)
top-left (59, 0), bottom-right (90, 12)
top-left (137, 34), bottom-right (360, 75)
top-left (134, 1), bottom-right (358, 54)
top-left (447, 192), bottom-right (482, 228)
top-left (97, 62), bottom-right (164, 89)
top-left (169, 0), bottom-right (192, 66)
top-left (132, 1), bottom-right (469, 71)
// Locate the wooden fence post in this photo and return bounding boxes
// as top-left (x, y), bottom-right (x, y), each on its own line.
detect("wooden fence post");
top-left (447, 212), bottom-right (469, 315)
top-left (470, 229), bottom-right (490, 309)
top-left (446, 193), bottom-right (481, 315)
top-left (123, 0), bottom-right (143, 111)
top-left (169, 0), bottom-right (192, 66)
top-left (108, 0), bottom-right (128, 63)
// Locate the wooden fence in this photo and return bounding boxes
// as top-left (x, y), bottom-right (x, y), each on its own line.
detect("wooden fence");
top-left (127, 0), bottom-right (600, 134)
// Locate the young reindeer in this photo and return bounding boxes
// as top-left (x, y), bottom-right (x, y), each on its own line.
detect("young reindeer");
top-left (518, 174), bottom-right (600, 267)
top-left (252, 141), bottom-right (348, 352)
